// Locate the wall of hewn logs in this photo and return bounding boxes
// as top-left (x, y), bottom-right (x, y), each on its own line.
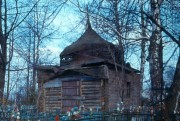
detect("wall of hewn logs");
top-left (42, 79), bottom-right (105, 112)
top-left (44, 87), bottom-right (62, 111)
top-left (107, 69), bottom-right (140, 110)
top-left (37, 66), bottom-right (140, 112)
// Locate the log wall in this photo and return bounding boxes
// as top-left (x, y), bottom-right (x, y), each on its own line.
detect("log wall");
top-left (43, 79), bottom-right (105, 112)
top-left (37, 66), bottom-right (140, 112)
top-left (44, 87), bottom-right (62, 112)
top-left (107, 69), bottom-right (140, 110)
top-left (81, 80), bottom-right (103, 110)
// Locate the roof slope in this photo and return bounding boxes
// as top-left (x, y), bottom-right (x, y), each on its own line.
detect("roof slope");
top-left (60, 25), bottom-right (113, 56)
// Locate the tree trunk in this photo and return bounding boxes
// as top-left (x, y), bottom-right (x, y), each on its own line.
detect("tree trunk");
top-left (6, 54), bottom-right (10, 103)
top-left (140, 0), bottom-right (146, 103)
top-left (0, 0), bottom-right (6, 102)
top-left (149, 0), bottom-right (164, 108)
top-left (113, 0), bottom-right (125, 103)
top-left (172, 54), bottom-right (180, 113)
top-left (0, 56), bottom-right (6, 102)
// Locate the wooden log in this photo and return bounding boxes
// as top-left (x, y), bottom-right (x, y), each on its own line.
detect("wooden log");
top-left (46, 104), bottom-right (62, 107)
top-left (60, 96), bottom-right (85, 100)
top-left (81, 85), bottom-right (101, 88)
top-left (83, 100), bottom-right (101, 103)
top-left (46, 93), bottom-right (61, 96)
top-left (82, 91), bottom-right (100, 94)
top-left (45, 99), bottom-right (61, 104)
top-left (46, 104), bottom-right (61, 107)
top-left (81, 88), bottom-right (100, 91)
top-left (83, 96), bottom-right (100, 100)
top-left (81, 81), bottom-right (100, 85)
top-left (45, 87), bottom-right (61, 91)
top-left (46, 95), bottom-right (61, 98)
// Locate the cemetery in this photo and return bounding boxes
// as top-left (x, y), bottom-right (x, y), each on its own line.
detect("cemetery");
top-left (0, 104), bottom-right (180, 121)
top-left (0, 15), bottom-right (177, 121)
top-left (0, 1), bottom-right (179, 121)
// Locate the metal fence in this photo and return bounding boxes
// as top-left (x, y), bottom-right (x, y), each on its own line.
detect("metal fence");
top-left (63, 113), bottom-right (180, 121)
top-left (0, 105), bottom-right (180, 121)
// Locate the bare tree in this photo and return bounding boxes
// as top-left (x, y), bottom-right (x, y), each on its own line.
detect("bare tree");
top-left (148, 0), bottom-right (164, 107)
top-left (0, 0), bottom-right (6, 102)
top-left (0, 0), bottom-right (41, 102)
top-left (11, 0), bottom-right (67, 104)
top-left (139, 0), bottom-right (148, 103)
top-left (0, 0), bottom-right (68, 104)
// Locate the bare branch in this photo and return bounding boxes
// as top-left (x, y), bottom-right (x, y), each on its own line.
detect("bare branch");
top-left (142, 11), bottom-right (180, 47)
top-left (6, 0), bottom-right (41, 38)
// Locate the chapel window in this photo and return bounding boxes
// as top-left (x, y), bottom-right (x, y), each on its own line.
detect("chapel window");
top-left (127, 82), bottom-right (131, 97)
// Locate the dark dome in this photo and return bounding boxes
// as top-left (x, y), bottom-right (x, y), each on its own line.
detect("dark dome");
top-left (60, 26), bottom-right (114, 56)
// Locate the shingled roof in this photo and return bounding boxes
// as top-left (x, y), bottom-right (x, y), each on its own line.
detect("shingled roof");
top-left (60, 21), bottom-right (114, 56)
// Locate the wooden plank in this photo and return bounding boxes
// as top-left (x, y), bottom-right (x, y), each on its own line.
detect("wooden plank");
top-left (82, 93), bottom-right (101, 97)
top-left (83, 104), bottom-right (101, 108)
top-left (45, 89), bottom-right (61, 92)
top-left (46, 87), bottom-right (61, 90)
top-left (45, 97), bottom-right (61, 101)
top-left (82, 86), bottom-right (100, 88)
top-left (46, 108), bottom-right (61, 111)
top-left (46, 103), bottom-right (62, 106)
top-left (81, 82), bottom-right (101, 85)
top-left (83, 97), bottom-right (100, 100)
top-left (45, 87), bottom-right (61, 89)
top-left (46, 107), bottom-right (61, 110)
top-left (46, 92), bottom-right (61, 96)
top-left (81, 85), bottom-right (101, 88)
top-left (46, 96), bottom-right (61, 98)
top-left (62, 86), bottom-right (80, 89)
top-left (46, 94), bottom-right (61, 97)
top-left (46, 96), bottom-right (85, 101)
top-left (46, 101), bottom-right (61, 104)
top-left (82, 90), bottom-right (100, 93)
top-left (84, 103), bottom-right (101, 109)
top-left (83, 95), bottom-right (101, 98)
top-left (46, 102), bottom-right (61, 105)
top-left (81, 88), bottom-right (101, 91)
top-left (46, 88), bottom-right (61, 92)
top-left (83, 100), bottom-right (101, 103)
top-left (61, 86), bottom-right (62, 110)
top-left (60, 96), bottom-right (85, 100)
top-left (45, 90), bottom-right (61, 93)
top-left (46, 107), bottom-right (61, 109)
top-left (82, 91), bottom-right (100, 94)
top-left (81, 82), bottom-right (100, 85)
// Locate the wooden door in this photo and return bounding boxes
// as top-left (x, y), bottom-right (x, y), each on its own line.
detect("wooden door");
top-left (62, 81), bottom-right (80, 111)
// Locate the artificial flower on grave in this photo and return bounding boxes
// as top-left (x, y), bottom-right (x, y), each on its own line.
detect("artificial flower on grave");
top-left (71, 107), bottom-right (81, 120)
top-left (55, 114), bottom-right (60, 121)
top-left (67, 107), bottom-right (72, 117)
top-left (16, 111), bottom-right (20, 121)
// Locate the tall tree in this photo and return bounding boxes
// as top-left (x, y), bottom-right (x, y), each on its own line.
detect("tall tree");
top-left (13, 0), bottom-right (67, 104)
top-left (0, 0), bottom-right (40, 102)
top-left (0, 0), bottom-right (6, 102)
top-left (148, 0), bottom-right (164, 108)
top-left (139, 0), bottom-right (147, 102)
